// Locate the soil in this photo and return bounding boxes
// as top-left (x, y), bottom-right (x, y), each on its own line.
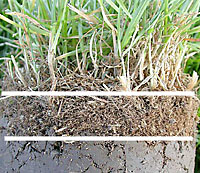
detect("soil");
top-left (0, 73), bottom-right (199, 173)
top-left (0, 74), bottom-right (199, 137)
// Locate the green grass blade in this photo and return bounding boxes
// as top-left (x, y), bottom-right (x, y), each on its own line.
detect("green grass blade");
top-left (0, 24), bottom-right (15, 34)
top-left (0, 14), bottom-right (22, 28)
top-left (122, 0), bottom-right (150, 49)
top-left (116, 0), bottom-right (132, 19)
top-left (105, 0), bottom-right (119, 12)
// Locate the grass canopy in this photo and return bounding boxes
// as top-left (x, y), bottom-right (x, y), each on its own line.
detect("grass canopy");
top-left (0, 0), bottom-right (200, 91)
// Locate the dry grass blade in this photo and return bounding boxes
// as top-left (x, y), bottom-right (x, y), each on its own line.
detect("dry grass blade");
top-left (89, 30), bottom-right (99, 76)
top-left (68, 4), bottom-right (99, 24)
top-left (139, 44), bottom-right (147, 81)
top-left (187, 71), bottom-right (199, 90)
top-left (47, 32), bottom-right (56, 83)
top-left (170, 44), bottom-right (187, 88)
top-left (98, 0), bottom-right (117, 32)
top-left (11, 55), bottom-right (27, 87)
top-left (119, 75), bottom-right (131, 91)
top-left (6, 12), bottom-right (49, 31)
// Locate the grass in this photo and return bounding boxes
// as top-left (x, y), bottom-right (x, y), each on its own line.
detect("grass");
top-left (0, 0), bottom-right (199, 91)
top-left (0, 0), bottom-right (16, 94)
top-left (0, 0), bottom-right (200, 171)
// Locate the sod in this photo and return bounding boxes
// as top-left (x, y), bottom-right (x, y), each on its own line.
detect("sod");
top-left (0, 0), bottom-right (200, 172)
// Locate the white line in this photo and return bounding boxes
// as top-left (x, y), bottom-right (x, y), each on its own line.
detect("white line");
top-left (4, 136), bottom-right (193, 141)
top-left (1, 91), bottom-right (195, 97)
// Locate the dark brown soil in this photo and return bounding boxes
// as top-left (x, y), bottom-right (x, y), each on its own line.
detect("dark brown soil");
top-left (0, 74), bottom-right (199, 137)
